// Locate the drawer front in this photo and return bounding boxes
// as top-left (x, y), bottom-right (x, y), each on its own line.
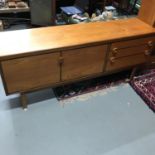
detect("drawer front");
top-left (111, 37), bottom-right (155, 49)
top-left (110, 37), bottom-right (155, 58)
top-left (110, 45), bottom-right (150, 58)
top-left (62, 45), bottom-right (107, 81)
top-left (1, 53), bottom-right (60, 94)
top-left (106, 54), bottom-right (148, 71)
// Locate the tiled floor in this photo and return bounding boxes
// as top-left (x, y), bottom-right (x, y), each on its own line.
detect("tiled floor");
top-left (0, 76), bottom-right (155, 155)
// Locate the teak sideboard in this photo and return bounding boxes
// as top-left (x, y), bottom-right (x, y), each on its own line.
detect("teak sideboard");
top-left (0, 16), bottom-right (155, 109)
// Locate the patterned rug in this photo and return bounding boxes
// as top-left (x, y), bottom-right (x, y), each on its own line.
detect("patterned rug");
top-left (54, 71), bottom-right (130, 105)
top-left (130, 69), bottom-right (155, 112)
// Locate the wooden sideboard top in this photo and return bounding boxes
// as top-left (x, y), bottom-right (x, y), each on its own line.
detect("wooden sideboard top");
top-left (0, 18), bottom-right (155, 60)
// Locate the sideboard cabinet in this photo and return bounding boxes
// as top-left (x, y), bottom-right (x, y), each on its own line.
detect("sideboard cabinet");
top-left (1, 36), bottom-right (155, 98)
top-left (0, 18), bottom-right (155, 109)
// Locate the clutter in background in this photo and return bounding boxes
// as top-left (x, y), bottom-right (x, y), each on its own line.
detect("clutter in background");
top-left (0, 0), bottom-right (28, 8)
top-left (56, 5), bottom-right (128, 25)
top-left (0, 0), bottom-right (5, 8)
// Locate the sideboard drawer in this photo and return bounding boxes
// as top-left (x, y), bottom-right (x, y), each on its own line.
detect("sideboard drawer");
top-left (110, 37), bottom-right (155, 58)
top-left (1, 53), bottom-right (60, 94)
top-left (110, 45), bottom-right (150, 58)
top-left (106, 54), bottom-right (148, 71)
top-left (111, 37), bottom-right (155, 49)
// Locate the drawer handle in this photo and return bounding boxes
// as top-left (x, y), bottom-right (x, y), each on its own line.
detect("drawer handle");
top-left (148, 41), bottom-right (153, 47)
top-left (112, 48), bottom-right (118, 55)
top-left (59, 56), bottom-right (64, 65)
top-left (110, 57), bottom-right (116, 63)
top-left (144, 50), bottom-right (151, 56)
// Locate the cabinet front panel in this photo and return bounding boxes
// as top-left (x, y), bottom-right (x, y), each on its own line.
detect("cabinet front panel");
top-left (106, 54), bottom-right (148, 71)
top-left (62, 45), bottom-right (107, 81)
top-left (1, 53), bottom-right (60, 94)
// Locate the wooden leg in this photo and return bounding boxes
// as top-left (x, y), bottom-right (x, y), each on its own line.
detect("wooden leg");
top-left (20, 93), bottom-right (28, 110)
top-left (130, 67), bottom-right (138, 81)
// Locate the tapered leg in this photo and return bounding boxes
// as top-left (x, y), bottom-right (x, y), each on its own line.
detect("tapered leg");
top-left (20, 93), bottom-right (28, 110)
top-left (130, 67), bottom-right (138, 81)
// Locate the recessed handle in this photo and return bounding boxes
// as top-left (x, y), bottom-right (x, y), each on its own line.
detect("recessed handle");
top-left (59, 56), bottom-right (64, 65)
top-left (112, 48), bottom-right (118, 56)
top-left (148, 41), bottom-right (153, 47)
top-left (144, 50), bottom-right (151, 56)
top-left (110, 57), bottom-right (116, 63)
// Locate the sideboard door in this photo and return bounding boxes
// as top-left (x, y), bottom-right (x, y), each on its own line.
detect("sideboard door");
top-left (61, 45), bottom-right (107, 81)
top-left (1, 52), bottom-right (60, 94)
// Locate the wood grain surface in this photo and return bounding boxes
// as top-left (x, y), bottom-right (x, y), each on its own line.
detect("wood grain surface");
top-left (138, 0), bottom-right (155, 27)
top-left (0, 18), bottom-right (155, 60)
top-left (1, 53), bottom-right (60, 93)
top-left (62, 45), bottom-right (107, 81)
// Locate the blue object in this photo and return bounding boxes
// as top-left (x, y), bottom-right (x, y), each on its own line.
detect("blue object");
top-left (60, 6), bottom-right (83, 15)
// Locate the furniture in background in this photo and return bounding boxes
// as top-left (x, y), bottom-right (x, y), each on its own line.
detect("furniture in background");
top-left (0, 0), bottom-right (29, 13)
top-left (0, 0), bottom-right (154, 109)
top-left (139, 0), bottom-right (155, 27)
top-left (30, 0), bottom-right (55, 26)
top-left (0, 6), bottom-right (29, 13)
top-left (0, 0), bottom-right (30, 29)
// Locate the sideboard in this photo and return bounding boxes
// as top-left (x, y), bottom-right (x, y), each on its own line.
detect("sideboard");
top-left (0, 17), bottom-right (155, 109)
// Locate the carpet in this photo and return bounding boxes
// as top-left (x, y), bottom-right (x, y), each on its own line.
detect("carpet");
top-left (54, 70), bottom-right (130, 103)
top-left (130, 69), bottom-right (155, 111)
